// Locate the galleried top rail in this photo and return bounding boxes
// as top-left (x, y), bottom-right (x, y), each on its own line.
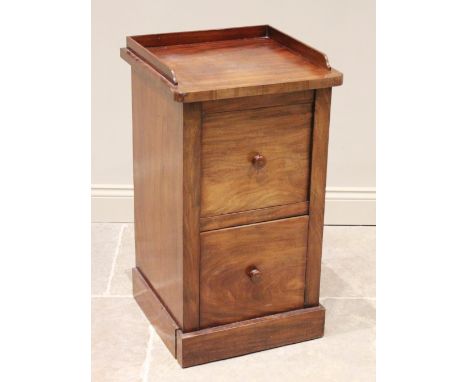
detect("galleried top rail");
top-left (120, 25), bottom-right (343, 102)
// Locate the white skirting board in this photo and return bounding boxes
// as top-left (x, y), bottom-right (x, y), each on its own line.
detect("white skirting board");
top-left (91, 185), bottom-right (375, 225)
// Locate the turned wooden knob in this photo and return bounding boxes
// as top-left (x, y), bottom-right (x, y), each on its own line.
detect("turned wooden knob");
top-left (246, 267), bottom-right (261, 283)
top-left (251, 153), bottom-right (266, 169)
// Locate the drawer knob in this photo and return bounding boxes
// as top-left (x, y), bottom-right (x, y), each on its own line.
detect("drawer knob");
top-left (251, 153), bottom-right (266, 169)
top-left (246, 266), bottom-right (261, 283)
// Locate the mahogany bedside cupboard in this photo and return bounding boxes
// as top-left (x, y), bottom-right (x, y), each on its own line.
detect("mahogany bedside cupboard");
top-left (120, 25), bottom-right (343, 368)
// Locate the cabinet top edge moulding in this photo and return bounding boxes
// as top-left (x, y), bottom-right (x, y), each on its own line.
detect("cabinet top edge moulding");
top-left (120, 25), bottom-right (343, 103)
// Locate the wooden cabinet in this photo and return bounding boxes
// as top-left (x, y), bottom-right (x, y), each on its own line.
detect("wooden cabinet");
top-left (121, 25), bottom-right (342, 367)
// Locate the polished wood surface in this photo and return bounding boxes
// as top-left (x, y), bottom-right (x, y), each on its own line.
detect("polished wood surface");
top-left (305, 88), bottom-right (332, 306)
top-left (131, 67), bottom-right (184, 326)
top-left (132, 268), bottom-right (179, 356)
top-left (127, 38), bottom-right (178, 85)
top-left (199, 201), bottom-right (309, 231)
top-left (201, 103), bottom-right (312, 217)
top-left (148, 38), bottom-right (334, 96)
top-left (177, 305), bottom-right (325, 368)
top-left (202, 90), bottom-right (314, 114)
top-left (200, 216), bottom-right (308, 328)
top-left (182, 103), bottom-right (202, 331)
top-left (121, 48), bottom-right (178, 97)
top-left (124, 25), bottom-right (342, 103)
top-left (130, 25), bottom-right (267, 50)
top-left (268, 26), bottom-right (330, 69)
top-left (122, 25), bottom-right (342, 367)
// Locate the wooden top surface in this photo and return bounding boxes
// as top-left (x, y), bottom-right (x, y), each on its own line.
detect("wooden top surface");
top-left (121, 26), bottom-right (342, 102)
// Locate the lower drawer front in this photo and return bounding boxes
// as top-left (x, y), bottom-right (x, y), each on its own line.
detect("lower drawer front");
top-left (200, 216), bottom-right (309, 328)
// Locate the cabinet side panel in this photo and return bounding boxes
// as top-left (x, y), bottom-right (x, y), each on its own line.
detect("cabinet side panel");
top-left (182, 103), bottom-right (202, 331)
top-left (305, 88), bottom-right (332, 306)
top-left (131, 67), bottom-right (184, 325)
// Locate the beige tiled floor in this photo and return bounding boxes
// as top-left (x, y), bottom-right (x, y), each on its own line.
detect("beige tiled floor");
top-left (92, 224), bottom-right (375, 381)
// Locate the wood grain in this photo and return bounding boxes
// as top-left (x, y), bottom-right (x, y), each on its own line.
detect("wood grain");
top-left (132, 268), bottom-right (179, 356)
top-left (127, 38), bottom-right (178, 84)
top-left (131, 67), bottom-right (184, 326)
top-left (130, 25), bottom-right (267, 48)
top-left (305, 88), bottom-right (332, 306)
top-left (200, 216), bottom-right (309, 328)
top-left (200, 202), bottom-right (309, 231)
top-left (129, 26), bottom-right (329, 70)
top-left (148, 37), bottom-right (340, 102)
top-left (201, 103), bottom-right (312, 217)
top-left (121, 26), bottom-right (342, 367)
top-left (177, 71), bottom-right (341, 103)
top-left (120, 48), bottom-right (178, 98)
top-left (177, 305), bottom-right (325, 367)
top-left (182, 103), bottom-right (202, 331)
top-left (202, 90), bottom-right (314, 114)
top-left (123, 26), bottom-right (342, 103)
top-left (267, 26), bottom-right (330, 69)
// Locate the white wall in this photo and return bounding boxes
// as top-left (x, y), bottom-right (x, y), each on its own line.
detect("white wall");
top-left (92, 0), bottom-right (375, 224)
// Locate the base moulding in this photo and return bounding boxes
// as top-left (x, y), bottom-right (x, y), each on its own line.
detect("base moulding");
top-left (133, 267), bottom-right (326, 367)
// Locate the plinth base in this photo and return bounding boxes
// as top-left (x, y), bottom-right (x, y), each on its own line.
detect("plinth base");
top-left (133, 267), bottom-right (325, 368)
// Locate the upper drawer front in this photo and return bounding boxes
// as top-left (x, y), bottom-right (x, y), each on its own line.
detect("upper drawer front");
top-left (201, 103), bottom-right (312, 217)
top-left (200, 215), bottom-right (308, 328)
